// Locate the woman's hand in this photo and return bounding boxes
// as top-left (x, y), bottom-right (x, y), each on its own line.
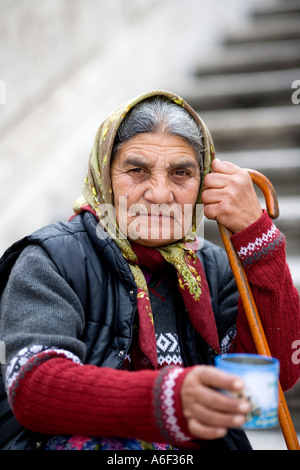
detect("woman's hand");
top-left (180, 365), bottom-right (251, 440)
top-left (202, 159), bottom-right (263, 233)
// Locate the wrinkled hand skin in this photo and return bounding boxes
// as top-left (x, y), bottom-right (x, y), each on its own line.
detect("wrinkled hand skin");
top-left (180, 365), bottom-right (251, 440)
top-left (202, 159), bottom-right (263, 233)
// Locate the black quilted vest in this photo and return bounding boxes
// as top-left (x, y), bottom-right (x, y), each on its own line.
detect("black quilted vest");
top-left (0, 211), bottom-right (251, 450)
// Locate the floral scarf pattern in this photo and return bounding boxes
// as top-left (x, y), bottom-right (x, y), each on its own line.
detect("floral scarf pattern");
top-left (73, 90), bottom-right (220, 365)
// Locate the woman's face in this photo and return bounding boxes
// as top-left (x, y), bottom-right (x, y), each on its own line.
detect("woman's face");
top-left (111, 132), bottom-right (201, 247)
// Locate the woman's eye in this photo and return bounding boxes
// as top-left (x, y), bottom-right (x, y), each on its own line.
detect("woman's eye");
top-left (128, 168), bottom-right (148, 178)
top-left (173, 170), bottom-right (190, 177)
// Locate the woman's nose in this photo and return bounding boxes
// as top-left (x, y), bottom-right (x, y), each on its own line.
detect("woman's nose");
top-left (143, 177), bottom-right (174, 205)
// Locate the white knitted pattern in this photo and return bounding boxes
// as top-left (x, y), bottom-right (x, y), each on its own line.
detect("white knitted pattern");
top-left (6, 345), bottom-right (82, 393)
top-left (237, 223), bottom-right (279, 260)
top-left (160, 367), bottom-right (191, 443)
top-left (156, 333), bottom-right (184, 367)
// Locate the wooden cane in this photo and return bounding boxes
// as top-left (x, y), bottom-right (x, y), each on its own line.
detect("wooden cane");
top-left (218, 169), bottom-right (300, 450)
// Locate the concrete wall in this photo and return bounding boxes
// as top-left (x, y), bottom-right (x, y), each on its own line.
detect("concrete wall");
top-left (0, 0), bottom-right (274, 253)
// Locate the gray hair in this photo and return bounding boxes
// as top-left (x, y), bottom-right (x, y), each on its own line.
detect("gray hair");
top-left (112, 96), bottom-right (204, 177)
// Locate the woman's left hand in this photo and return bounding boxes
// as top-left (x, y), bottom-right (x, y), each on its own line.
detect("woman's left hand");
top-left (201, 159), bottom-right (263, 233)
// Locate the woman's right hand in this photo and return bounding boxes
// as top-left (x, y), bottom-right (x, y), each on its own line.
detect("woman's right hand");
top-left (180, 365), bottom-right (251, 440)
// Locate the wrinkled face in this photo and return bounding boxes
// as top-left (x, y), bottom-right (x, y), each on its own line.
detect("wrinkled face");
top-left (111, 132), bottom-right (201, 247)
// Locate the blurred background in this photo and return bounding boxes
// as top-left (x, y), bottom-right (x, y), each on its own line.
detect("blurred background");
top-left (0, 0), bottom-right (299, 450)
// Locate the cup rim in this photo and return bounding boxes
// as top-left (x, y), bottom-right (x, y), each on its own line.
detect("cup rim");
top-left (215, 353), bottom-right (279, 369)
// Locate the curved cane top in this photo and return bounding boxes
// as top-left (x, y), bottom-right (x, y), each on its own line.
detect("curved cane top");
top-left (246, 169), bottom-right (280, 220)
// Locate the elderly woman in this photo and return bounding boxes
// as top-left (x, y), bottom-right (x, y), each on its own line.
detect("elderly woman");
top-left (0, 90), bottom-right (299, 451)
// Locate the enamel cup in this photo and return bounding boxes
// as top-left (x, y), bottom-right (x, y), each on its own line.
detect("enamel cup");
top-left (215, 353), bottom-right (280, 429)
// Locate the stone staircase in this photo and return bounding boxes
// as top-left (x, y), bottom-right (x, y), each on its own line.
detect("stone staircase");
top-left (179, 0), bottom-right (300, 442)
top-left (181, 0), bottom-right (300, 295)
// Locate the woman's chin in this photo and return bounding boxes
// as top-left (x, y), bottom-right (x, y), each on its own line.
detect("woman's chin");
top-left (127, 233), bottom-right (181, 248)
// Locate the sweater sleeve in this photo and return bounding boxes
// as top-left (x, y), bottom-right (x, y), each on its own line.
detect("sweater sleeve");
top-left (7, 352), bottom-right (193, 446)
top-left (229, 210), bottom-right (300, 391)
top-left (0, 245), bottom-right (194, 446)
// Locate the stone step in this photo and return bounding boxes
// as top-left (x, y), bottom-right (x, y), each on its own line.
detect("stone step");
top-left (224, 16), bottom-right (300, 45)
top-left (217, 148), bottom-right (300, 196)
top-left (195, 40), bottom-right (300, 76)
top-left (272, 196), bottom-right (300, 256)
top-left (199, 105), bottom-right (300, 151)
top-left (284, 378), bottom-right (300, 427)
top-left (252, 0), bottom-right (300, 19)
top-left (287, 256), bottom-right (300, 293)
top-left (204, 195), bottom-right (300, 248)
top-left (218, 147), bottom-right (300, 170)
top-left (182, 68), bottom-right (299, 110)
top-left (204, 221), bottom-right (300, 292)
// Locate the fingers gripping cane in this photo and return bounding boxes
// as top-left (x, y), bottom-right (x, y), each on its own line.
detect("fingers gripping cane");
top-left (218, 169), bottom-right (300, 451)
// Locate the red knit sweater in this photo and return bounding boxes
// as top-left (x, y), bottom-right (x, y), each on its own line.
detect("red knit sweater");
top-left (7, 211), bottom-right (300, 447)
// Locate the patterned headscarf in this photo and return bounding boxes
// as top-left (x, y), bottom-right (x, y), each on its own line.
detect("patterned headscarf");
top-left (74, 90), bottom-right (219, 366)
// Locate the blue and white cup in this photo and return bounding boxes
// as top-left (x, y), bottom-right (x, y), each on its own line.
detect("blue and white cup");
top-left (215, 353), bottom-right (280, 429)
